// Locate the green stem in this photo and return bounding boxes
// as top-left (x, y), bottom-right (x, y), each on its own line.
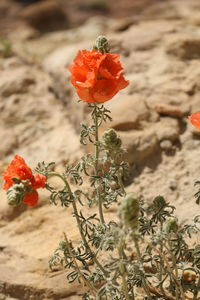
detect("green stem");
top-left (94, 104), bottom-right (105, 224)
top-left (47, 172), bottom-right (108, 277)
top-left (117, 173), bottom-right (126, 195)
top-left (118, 239), bottom-right (132, 300)
top-left (167, 238), bottom-right (185, 300)
top-left (133, 235), bottom-right (153, 300)
top-left (63, 232), bottom-right (97, 296)
top-left (159, 223), bottom-right (166, 296)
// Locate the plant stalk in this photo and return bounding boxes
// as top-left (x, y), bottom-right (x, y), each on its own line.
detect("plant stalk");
top-left (118, 239), bottom-right (132, 300)
top-left (63, 232), bottom-right (96, 296)
top-left (93, 104), bottom-right (105, 224)
top-left (133, 235), bottom-right (153, 300)
top-left (47, 172), bottom-right (108, 277)
top-left (167, 238), bottom-right (185, 300)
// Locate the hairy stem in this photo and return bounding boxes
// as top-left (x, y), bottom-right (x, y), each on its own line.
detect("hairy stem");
top-left (93, 104), bottom-right (105, 224)
top-left (133, 235), bottom-right (153, 300)
top-left (117, 173), bottom-right (126, 195)
top-left (63, 232), bottom-right (96, 296)
top-left (118, 239), bottom-right (132, 300)
top-left (47, 172), bottom-right (108, 277)
top-left (159, 223), bottom-right (166, 296)
top-left (167, 238), bottom-right (185, 300)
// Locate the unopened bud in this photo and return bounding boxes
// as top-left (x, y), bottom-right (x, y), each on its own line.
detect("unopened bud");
top-left (119, 193), bottom-right (140, 229)
top-left (164, 217), bottom-right (178, 234)
top-left (7, 183), bottom-right (26, 206)
top-left (103, 128), bottom-right (122, 150)
top-left (94, 36), bottom-right (109, 53)
top-left (152, 196), bottom-right (167, 211)
top-left (59, 240), bottom-right (67, 251)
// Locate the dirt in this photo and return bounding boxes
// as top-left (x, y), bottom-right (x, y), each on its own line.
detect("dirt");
top-left (0, 0), bottom-right (200, 299)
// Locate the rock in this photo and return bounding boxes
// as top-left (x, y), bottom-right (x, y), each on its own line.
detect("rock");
top-left (168, 179), bottom-right (177, 191)
top-left (0, 201), bottom-right (27, 222)
top-left (182, 270), bottom-right (197, 283)
top-left (0, 130), bottom-right (18, 157)
top-left (0, 68), bottom-right (35, 97)
top-left (21, 0), bottom-right (68, 32)
top-left (148, 102), bottom-right (188, 118)
top-left (166, 35), bottom-right (200, 60)
top-left (120, 20), bottom-right (175, 52)
top-left (154, 117), bottom-right (180, 143)
top-left (160, 140), bottom-right (173, 150)
top-left (142, 1), bottom-right (180, 20)
top-left (104, 95), bottom-right (151, 131)
top-left (0, 56), bottom-right (83, 165)
top-left (120, 128), bottom-right (159, 164)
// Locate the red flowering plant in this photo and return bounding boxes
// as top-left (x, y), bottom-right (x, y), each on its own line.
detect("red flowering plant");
top-left (2, 37), bottom-right (200, 300)
top-left (69, 37), bottom-right (129, 103)
top-left (3, 155), bottom-right (46, 206)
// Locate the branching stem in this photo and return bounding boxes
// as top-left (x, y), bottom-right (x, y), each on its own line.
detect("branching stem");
top-left (47, 172), bottom-right (108, 277)
top-left (63, 232), bottom-right (96, 296)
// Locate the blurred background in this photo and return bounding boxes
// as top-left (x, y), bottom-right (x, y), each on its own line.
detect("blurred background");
top-left (1, 0), bottom-right (200, 299)
top-left (0, 0), bottom-right (167, 35)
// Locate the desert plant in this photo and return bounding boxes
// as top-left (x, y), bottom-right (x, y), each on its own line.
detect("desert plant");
top-left (2, 36), bottom-right (200, 300)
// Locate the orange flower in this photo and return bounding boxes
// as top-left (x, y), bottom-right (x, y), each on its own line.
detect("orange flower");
top-left (31, 173), bottom-right (46, 189)
top-left (69, 49), bottom-right (129, 103)
top-left (2, 155), bottom-right (46, 206)
top-left (188, 112), bottom-right (200, 130)
top-left (23, 190), bottom-right (39, 207)
top-left (2, 155), bottom-right (32, 190)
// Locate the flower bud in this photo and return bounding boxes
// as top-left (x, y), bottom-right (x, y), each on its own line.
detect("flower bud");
top-left (6, 183), bottom-right (26, 206)
top-left (119, 193), bottom-right (140, 229)
top-left (103, 128), bottom-right (122, 150)
top-left (164, 217), bottom-right (178, 234)
top-left (59, 240), bottom-right (67, 251)
top-left (94, 35), bottom-right (109, 53)
top-left (152, 195), bottom-right (166, 211)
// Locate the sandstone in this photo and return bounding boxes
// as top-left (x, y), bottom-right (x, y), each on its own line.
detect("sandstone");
top-left (148, 102), bottom-right (188, 118)
top-left (21, 0), bottom-right (68, 32)
top-left (166, 35), bottom-right (200, 60)
top-left (160, 140), bottom-right (173, 150)
top-left (120, 128), bottom-right (159, 164)
top-left (153, 117), bottom-right (180, 143)
top-left (104, 95), bottom-right (150, 131)
top-left (0, 68), bottom-right (35, 97)
top-left (120, 20), bottom-right (175, 52)
top-left (142, 1), bottom-right (180, 20)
